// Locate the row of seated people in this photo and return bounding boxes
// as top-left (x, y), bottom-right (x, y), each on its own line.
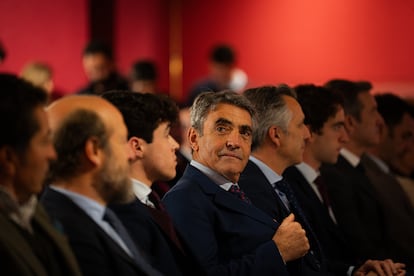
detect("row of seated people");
top-left (0, 72), bottom-right (412, 276)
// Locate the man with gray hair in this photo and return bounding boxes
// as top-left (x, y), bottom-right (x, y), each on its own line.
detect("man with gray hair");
top-left (163, 90), bottom-right (309, 276)
top-left (238, 85), bottom-right (323, 275)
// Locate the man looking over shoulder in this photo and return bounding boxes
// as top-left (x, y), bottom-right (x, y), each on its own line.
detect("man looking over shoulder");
top-left (163, 90), bottom-right (309, 276)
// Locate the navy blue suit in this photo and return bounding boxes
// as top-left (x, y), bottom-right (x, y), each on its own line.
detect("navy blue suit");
top-left (283, 166), bottom-right (354, 275)
top-left (239, 160), bottom-right (329, 276)
top-left (109, 198), bottom-right (201, 276)
top-left (321, 156), bottom-right (387, 261)
top-left (41, 188), bottom-right (158, 276)
top-left (163, 165), bottom-right (288, 276)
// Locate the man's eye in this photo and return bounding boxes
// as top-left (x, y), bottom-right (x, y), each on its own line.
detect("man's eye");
top-left (240, 130), bottom-right (252, 138)
top-left (217, 126), bottom-right (227, 132)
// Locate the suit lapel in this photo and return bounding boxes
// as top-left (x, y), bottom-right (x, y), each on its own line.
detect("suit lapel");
top-left (286, 166), bottom-right (347, 246)
top-left (44, 189), bottom-right (141, 269)
top-left (0, 213), bottom-right (47, 276)
top-left (240, 161), bottom-right (290, 220)
top-left (32, 204), bottom-right (81, 276)
top-left (186, 165), bottom-right (279, 229)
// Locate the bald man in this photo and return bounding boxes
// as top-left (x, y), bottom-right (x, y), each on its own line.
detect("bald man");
top-left (41, 95), bottom-right (161, 276)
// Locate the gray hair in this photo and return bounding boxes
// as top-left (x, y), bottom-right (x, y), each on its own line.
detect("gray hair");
top-left (243, 85), bottom-right (296, 150)
top-left (190, 90), bottom-right (256, 135)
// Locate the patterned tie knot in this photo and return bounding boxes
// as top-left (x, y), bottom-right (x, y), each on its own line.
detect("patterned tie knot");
top-left (229, 184), bottom-right (251, 204)
top-left (274, 178), bottom-right (289, 194)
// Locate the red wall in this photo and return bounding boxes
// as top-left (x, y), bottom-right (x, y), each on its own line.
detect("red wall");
top-left (181, 0), bottom-right (414, 99)
top-left (115, 0), bottom-right (170, 93)
top-left (0, 0), bottom-right (88, 94)
top-left (1, 1), bottom-right (413, 99)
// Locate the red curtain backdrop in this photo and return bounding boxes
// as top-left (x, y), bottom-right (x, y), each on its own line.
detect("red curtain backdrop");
top-left (1, 0), bottom-right (413, 98)
top-left (0, 0), bottom-right (88, 94)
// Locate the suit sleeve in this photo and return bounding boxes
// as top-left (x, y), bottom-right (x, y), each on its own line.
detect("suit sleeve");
top-left (163, 186), bottom-right (288, 276)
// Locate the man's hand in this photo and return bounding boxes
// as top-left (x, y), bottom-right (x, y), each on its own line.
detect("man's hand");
top-left (273, 213), bottom-right (309, 262)
top-left (353, 259), bottom-right (406, 276)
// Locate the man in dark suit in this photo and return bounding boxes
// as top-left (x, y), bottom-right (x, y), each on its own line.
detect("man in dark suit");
top-left (0, 74), bottom-right (81, 276)
top-left (103, 91), bottom-right (198, 276)
top-left (41, 95), bottom-right (161, 276)
top-left (283, 84), bottom-right (404, 275)
top-left (163, 90), bottom-right (310, 276)
top-left (322, 80), bottom-right (411, 265)
top-left (362, 93), bottom-right (414, 267)
top-left (239, 85), bottom-right (332, 276)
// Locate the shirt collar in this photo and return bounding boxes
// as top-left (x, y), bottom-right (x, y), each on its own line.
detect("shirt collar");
top-left (50, 186), bottom-right (106, 222)
top-left (365, 153), bottom-right (390, 174)
top-left (131, 178), bottom-right (152, 203)
top-left (295, 162), bottom-right (319, 184)
top-left (340, 148), bottom-right (360, 167)
top-left (190, 160), bottom-right (235, 191)
top-left (0, 187), bottom-right (38, 233)
top-left (249, 155), bottom-right (283, 184)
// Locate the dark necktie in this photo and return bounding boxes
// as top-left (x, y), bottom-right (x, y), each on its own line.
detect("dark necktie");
top-left (356, 161), bottom-right (365, 174)
top-left (314, 175), bottom-right (331, 209)
top-left (274, 179), bottom-right (308, 221)
top-left (229, 184), bottom-right (251, 204)
top-left (275, 178), bottom-right (322, 269)
top-left (148, 190), bottom-right (165, 211)
top-left (103, 208), bottom-right (162, 276)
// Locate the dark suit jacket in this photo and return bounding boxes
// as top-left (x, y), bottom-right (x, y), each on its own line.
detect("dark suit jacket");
top-left (0, 203), bottom-right (81, 276)
top-left (284, 166), bottom-right (355, 275)
top-left (321, 155), bottom-right (387, 261)
top-left (239, 160), bottom-right (328, 276)
top-left (41, 187), bottom-right (156, 276)
top-left (110, 198), bottom-right (200, 276)
top-left (162, 165), bottom-right (288, 276)
top-left (361, 154), bottom-right (414, 266)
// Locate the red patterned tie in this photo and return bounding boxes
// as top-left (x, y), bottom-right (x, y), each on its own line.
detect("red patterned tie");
top-left (229, 184), bottom-right (251, 204)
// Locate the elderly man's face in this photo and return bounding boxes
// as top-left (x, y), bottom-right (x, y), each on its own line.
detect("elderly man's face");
top-left (189, 103), bottom-right (253, 183)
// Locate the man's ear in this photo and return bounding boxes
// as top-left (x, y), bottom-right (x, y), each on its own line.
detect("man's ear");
top-left (188, 127), bottom-right (199, 152)
top-left (128, 136), bottom-right (145, 159)
top-left (269, 126), bottom-right (282, 147)
top-left (84, 137), bottom-right (103, 166)
top-left (306, 125), bottom-right (316, 143)
top-left (0, 146), bottom-right (18, 176)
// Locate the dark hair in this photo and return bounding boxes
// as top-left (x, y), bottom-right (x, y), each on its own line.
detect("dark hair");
top-left (48, 109), bottom-right (109, 181)
top-left (324, 79), bottom-right (371, 120)
top-left (209, 44), bottom-right (235, 65)
top-left (243, 85), bottom-right (295, 150)
top-left (83, 40), bottom-right (113, 60)
top-left (375, 93), bottom-right (412, 133)
top-left (0, 73), bottom-right (48, 152)
top-left (295, 84), bottom-right (344, 134)
top-left (130, 60), bottom-right (157, 81)
top-left (102, 91), bottom-right (179, 143)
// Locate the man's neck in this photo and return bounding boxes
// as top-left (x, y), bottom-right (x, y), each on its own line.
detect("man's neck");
top-left (252, 148), bottom-right (287, 175)
top-left (130, 163), bottom-right (152, 188)
top-left (302, 148), bottom-right (321, 171)
top-left (343, 141), bottom-right (364, 157)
